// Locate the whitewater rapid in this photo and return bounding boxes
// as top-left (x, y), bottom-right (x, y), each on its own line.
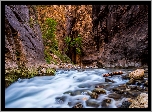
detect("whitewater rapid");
top-left (5, 68), bottom-right (130, 108)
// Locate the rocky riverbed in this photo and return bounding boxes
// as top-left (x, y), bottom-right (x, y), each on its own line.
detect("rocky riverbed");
top-left (5, 68), bottom-right (148, 108)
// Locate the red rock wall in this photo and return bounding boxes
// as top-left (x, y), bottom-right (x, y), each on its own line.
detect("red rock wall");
top-left (5, 5), bottom-right (148, 69)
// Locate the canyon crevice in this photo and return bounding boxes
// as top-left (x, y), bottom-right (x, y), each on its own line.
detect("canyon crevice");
top-left (5, 5), bottom-right (148, 69)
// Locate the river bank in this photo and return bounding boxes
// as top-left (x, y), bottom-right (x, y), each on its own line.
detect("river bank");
top-left (5, 62), bottom-right (148, 87)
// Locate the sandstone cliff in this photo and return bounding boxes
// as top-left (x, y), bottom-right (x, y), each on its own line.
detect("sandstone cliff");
top-left (5, 5), bottom-right (148, 69)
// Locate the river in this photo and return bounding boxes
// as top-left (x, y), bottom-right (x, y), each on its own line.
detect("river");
top-left (5, 68), bottom-right (145, 108)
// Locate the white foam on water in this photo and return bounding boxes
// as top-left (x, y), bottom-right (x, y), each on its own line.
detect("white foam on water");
top-left (5, 69), bottom-right (128, 108)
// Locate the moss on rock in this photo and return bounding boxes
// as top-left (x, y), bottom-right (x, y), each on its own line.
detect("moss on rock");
top-left (5, 66), bottom-right (56, 88)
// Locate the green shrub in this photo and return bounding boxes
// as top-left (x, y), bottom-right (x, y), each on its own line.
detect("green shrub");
top-left (5, 67), bottom-right (56, 88)
top-left (40, 18), bottom-right (72, 64)
top-left (43, 18), bottom-right (57, 39)
top-left (64, 36), bottom-right (71, 46)
top-left (76, 47), bottom-right (81, 54)
top-left (74, 35), bottom-right (82, 48)
top-left (64, 34), bottom-right (82, 54)
top-left (41, 18), bottom-right (59, 63)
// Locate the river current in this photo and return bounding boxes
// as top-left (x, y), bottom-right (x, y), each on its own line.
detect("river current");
top-left (5, 68), bottom-right (133, 108)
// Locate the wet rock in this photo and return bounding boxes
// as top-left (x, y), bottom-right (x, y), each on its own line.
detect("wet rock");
top-left (122, 74), bottom-right (130, 79)
top-left (120, 101), bottom-right (131, 108)
top-left (135, 80), bottom-right (143, 85)
top-left (144, 73), bottom-right (148, 78)
top-left (124, 98), bottom-right (133, 103)
top-left (144, 80), bottom-right (148, 87)
top-left (55, 96), bottom-right (67, 104)
top-left (72, 103), bottom-right (83, 108)
top-left (136, 86), bottom-right (145, 91)
top-left (72, 90), bottom-right (82, 96)
top-left (144, 68), bottom-right (148, 73)
top-left (103, 73), bottom-right (111, 77)
top-left (92, 88), bottom-right (106, 94)
top-left (103, 71), bottom-right (123, 77)
top-left (86, 99), bottom-right (100, 108)
top-left (105, 78), bottom-right (115, 83)
top-left (63, 90), bottom-right (73, 95)
top-left (112, 87), bottom-right (124, 94)
top-left (129, 93), bottom-right (148, 108)
top-left (101, 98), bottom-right (112, 108)
top-left (78, 83), bottom-right (92, 88)
top-left (88, 92), bottom-right (98, 99)
top-left (108, 93), bottom-right (122, 100)
top-left (127, 85), bottom-right (137, 90)
top-left (95, 85), bottom-right (104, 88)
top-left (95, 83), bottom-right (112, 90)
top-left (126, 78), bottom-right (135, 85)
top-left (125, 91), bottom-right (140, 98)
top-left (111, 71), bottom-right (123, 76)
top-left (129, 69), bottom-right (145, 80)
top-left (118, 84), bottom-right (127, 90)
top-left (143, 87), bottom-right (148, 92)
top-left (64, 90), bottom-right (89, 96)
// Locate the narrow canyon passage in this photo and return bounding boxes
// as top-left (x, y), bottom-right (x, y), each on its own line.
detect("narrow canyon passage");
top-left (4, 4), bottom-right (149, 109)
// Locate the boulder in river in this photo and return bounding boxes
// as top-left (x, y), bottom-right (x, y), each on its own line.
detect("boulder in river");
top-left (72, 103), bottom-right (83, 108)
top-left (101, 98), bottom-right (112, 108)
top-left (126, 78), bottom-right (135, 85)
top-left (88, 92), bottom-right (99, 99)
top-left (112, 87), bottom-right (125, 94)
top-left (105, 78), bottom-right (115, 83)
top-left (129, 93), bottom-right (148, 108)
top-left (55, 96), bottom-right (67, 104)
top-left (120, 101), bottom-right (131, 108)
top-left (108, 93), bottom-right (122, 100)
top-left (86, 99), bottom-right (100, 108)
top-left (92, 88), bottom-right (106, 94)
top-left (129, 69), bottom-right (145, 80)
top-left (144, 80), bottom-right (148, 87)
top-left (122, 74), bottom-right (130, 80)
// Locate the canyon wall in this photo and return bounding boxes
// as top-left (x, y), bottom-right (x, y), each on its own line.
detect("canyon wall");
top-left (90, 5), bottom-right (148, 67)
top-left (5, 5), bottom-right (45, 69)
top-left (36, 5), bottom-right (95, 65)
top-left (5, 5), bottom-right (148, 69)
top-left (57, 5), bottom-right (148, 67)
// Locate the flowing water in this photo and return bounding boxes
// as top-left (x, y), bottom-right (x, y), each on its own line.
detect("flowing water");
top-left (5, 68), bottom-right (136, 108)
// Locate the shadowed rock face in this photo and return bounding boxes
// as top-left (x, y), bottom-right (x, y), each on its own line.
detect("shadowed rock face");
top-left (89, 5), bottom-right (148, 67)
top-left (5, 5), bottom-right (148, 69)
top-left (5, 5), bottom-right (45, 69)
top-left (62, 5), bottom-right (148, 67)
